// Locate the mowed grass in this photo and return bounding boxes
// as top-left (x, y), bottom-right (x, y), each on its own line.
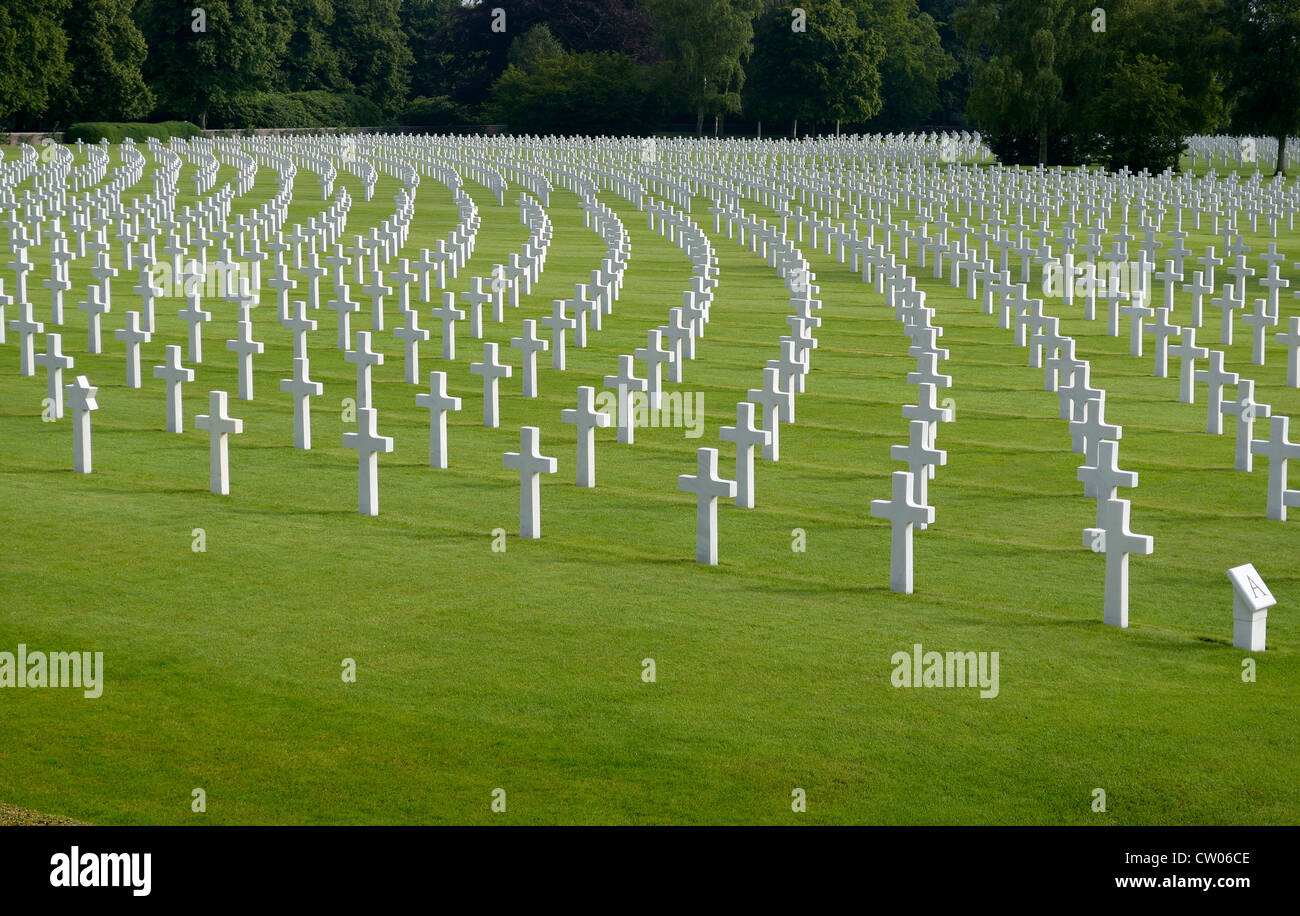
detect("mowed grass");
top-left (0, 144), bottom-right (1296, 825)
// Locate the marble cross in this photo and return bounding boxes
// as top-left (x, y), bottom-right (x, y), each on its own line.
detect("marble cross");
top-left (503, 426), bottom-right (558, 538)
top-left (153, 345), bottom-right (194, 434)
top-left (870, 470), bottom-right (934, 594)
top-left (65, 375), bottom-right (99, 474)
top-left (561, 385), bottom-right (612, 488)
top-left (280, 356), bottom-right (324, 450)
top-left (718, 401), bottom-right (770, 508)
top-left (469, 341), bottom-right (512, 427)
top-left (678, 446), bottom-right (737, 565)
top-left (343, 406), bottom-right (395, 516)
top-left (195, 390), bottom-right (244, 496)
top-left (414, 370), bottom-right (461, 469)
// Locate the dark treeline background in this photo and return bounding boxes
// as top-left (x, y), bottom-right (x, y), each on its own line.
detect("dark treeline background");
top-left (0, 0), bottom-right (1296, 172)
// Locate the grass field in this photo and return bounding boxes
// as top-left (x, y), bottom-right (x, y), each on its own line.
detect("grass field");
top-left (0, 142), bottom-right (1296, 824)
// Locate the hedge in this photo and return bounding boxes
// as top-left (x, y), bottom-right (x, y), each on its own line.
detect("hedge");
top-left (64, 121), bottom-right (203, 144)
top-left (211, 92), bottom-right (383, 130)
top-left (398, 96), bottom-right (467, 127)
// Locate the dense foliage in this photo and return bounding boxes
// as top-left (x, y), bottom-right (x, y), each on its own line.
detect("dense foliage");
top-left (0, 0), bottom-right (1293, 171)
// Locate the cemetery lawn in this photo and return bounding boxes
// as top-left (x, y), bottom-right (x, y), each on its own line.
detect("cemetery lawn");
top-left (0, 147), bottom-right (1296, 825)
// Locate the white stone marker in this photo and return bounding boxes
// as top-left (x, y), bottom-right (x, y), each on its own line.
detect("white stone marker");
top-left (65, 375), bottom-right (99, 474)
top-left (362, 269), bottom-right (391, 332)
top-left (226, 320), bottom-right (264, 400)
top-left (282, 300), bottom-right (318, 359)
top-left (1077, 439), bottom-right (1138, 526)
top-left (903, 382), bottom-right (954, 475)
top-left (1278, 316), bottom-right (1300, 388)
top-left (503, 425), bottom-right (558, 538)
top-left (541, 300), bottom-right (576, 370)
top-left (393, 308), bottom-right (430, 384)
top-left (1227, 563), bottom-right (1276, 652)
top-left (8, 300), bottom-right (43, 376)
top-left (561, 385), bottom-right (612, 487)
top-left (153, 345), bottom-right (194, 433)
top-left (178, 294), bottom-right (211, 364)
top-left (891, 418), bottom-right (947, 525)
top-left (870, 470), bottom-right (934, 594)
top-left (1083, 497), bottom-right (1154, 628)
top-left (470, 341), bottom-right (512, 427)
top-left (113, 310), bottom-right (152, 389)
top-left (1168, 326), bottom-right (1210, 403)
top-left (345, 330), bottom-right (384, 409)
top-left (634, 329), bottom-right (674, 410)
top-left (280, 356), bottom-right (324, 449)
top-left (747, 366), bottom-right (794, 461)
top-left (461, 278), bottom-right (492, 339)
top-left (1195, 350), bottom-right (1238, 435)
top-left (342, 406), bottom-right (394, 516)
top-left (35, 333), bottom-right (74, 418)
top-left (604, 354), bottom-right (648, 445)
top-left (1222, 378), bottom-right (1270, 472)
top-left (1250, 415), bottom-right (1300, 521)
top-left (327, 289), bottom-right (360, 350)
top-left (195, 390), bottom-right (243, 495)
top-left (431, 292), bottom-right (464, 360)
top-left (718, 402), bottom-right (770, 508)
top-left (414, 370), bottom-right (461, 469)
top-left (510, 319), bottom-right (549, 398)
top-left (678, 446), bottom-right (737, 565)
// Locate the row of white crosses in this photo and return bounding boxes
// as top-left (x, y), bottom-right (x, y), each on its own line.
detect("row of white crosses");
top-left (678, 191), bottom-right (827, 565)
top-left (790, 152), bottom-right (1300, 526)
top-left (758, 164), bottom-right (1159, 620)
top-left (714, 179), bottom-right (951, 594)
top-left (1186, 135), bottom-right (1298, 173)
top-left (870, 265), bottom-right (952, 594)
top-left (4, 133), bottom-right (431, 511)
top-left (7, 133), bottom-right (1297, 567)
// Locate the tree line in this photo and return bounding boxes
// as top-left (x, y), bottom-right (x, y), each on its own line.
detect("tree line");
top-left (0, 0), bottom-right (1295, 173)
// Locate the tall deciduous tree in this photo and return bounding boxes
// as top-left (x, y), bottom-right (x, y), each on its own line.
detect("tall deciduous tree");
top-left (333, 0), bottom-right (412, 116)
top-left (646, 0), bottom-right (758, 135)
top-left (60, 0), bottom-right (154, 123)
top-left (0, 0), bottom-right (71, 127)
top-left (849, 0), bottom-right (953, 132)
top-left (267, 0), bottom-right (347, 94)
top-left (136, 0), bottom-right (278, 127)
top-left (747, 0), bottom-right (883, 136)
top-left (1087, 0), bottom-right (1228, 172)
top-left (956, 0), bottom-right (1100, 166)
top-left (1226, 0), bottom-right (1300, 175)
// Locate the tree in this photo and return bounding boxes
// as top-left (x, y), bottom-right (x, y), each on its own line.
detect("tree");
top-left (59, 0), bottom-right (154, 123)
top-left (849, 0), bottom-right (954, 132)
top-left (1225, 0), bottom-right (1300, 175)
top-left (646, 0), bottom-right (757, 135)
top-left (746, 0), bottom-right (883, 136)
top-left (332, 0), bottom-right (412, 117)
top-left (267, 0), bottom-right (347, 94)
top-left (1088, 53), bottom-right (1187, 172)
top-left (956, 0), bottom-right (1101, 165)
top-left (489, 50), bottom-right (651, 135)
top-left (1087, 0), bottom-right (1228, 172)
top-left (137, 0), bottom-right (278, 127)
top-left (0, 0), bottom-right (71, 127)
top-left (401, 0), bottom-right (501, 111)
top-left (918, 0), bottom-right (979, 126)
top-left (508, 23), bottom-right (564, 70)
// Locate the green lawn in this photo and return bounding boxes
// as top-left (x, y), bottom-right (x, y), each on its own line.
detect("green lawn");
top-left (0, 143), bottom-right (1296, 824)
